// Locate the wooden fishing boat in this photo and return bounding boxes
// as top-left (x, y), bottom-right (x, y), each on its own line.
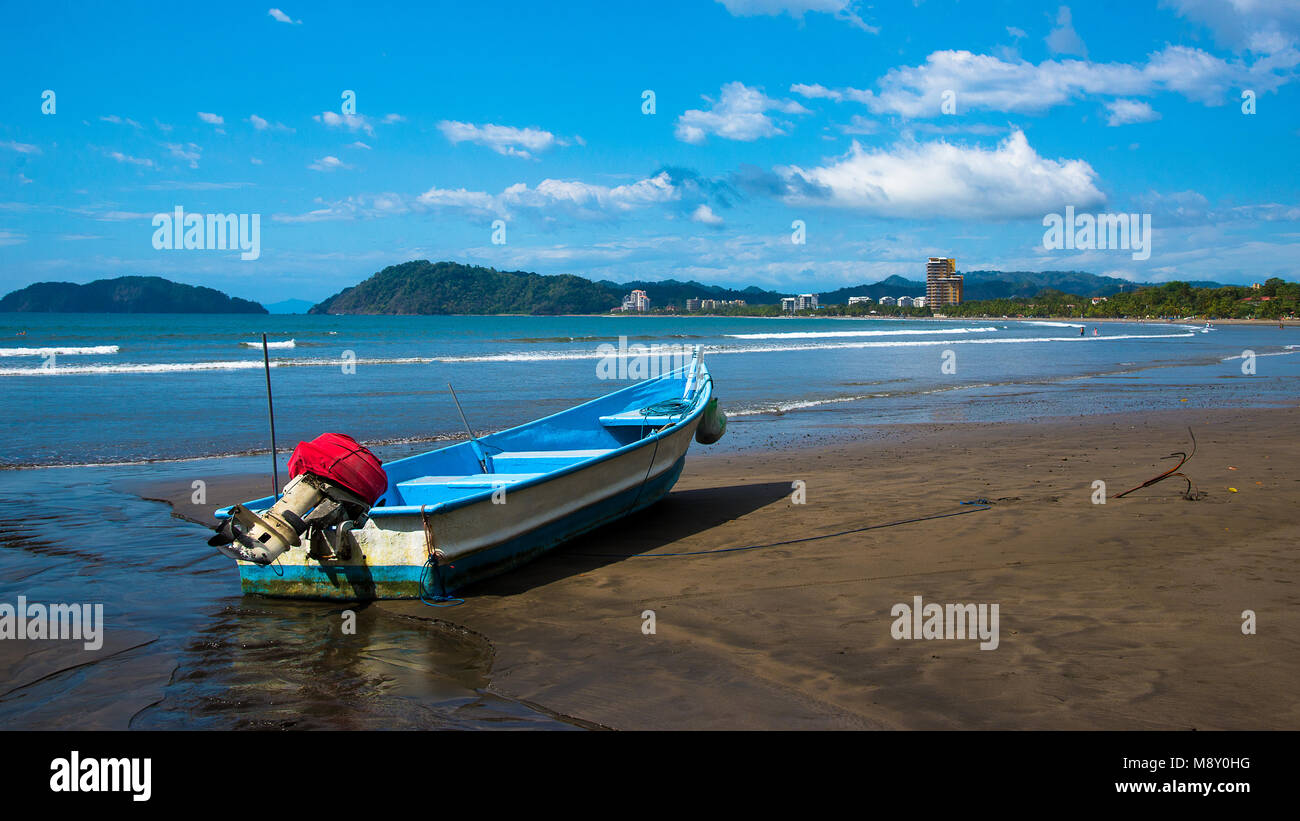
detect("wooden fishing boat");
top-left (210, 346), bottom-right (724, 600)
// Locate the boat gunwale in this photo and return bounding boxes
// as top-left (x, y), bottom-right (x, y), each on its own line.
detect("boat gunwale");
top-left (217, 356), bottom-right (712, 520)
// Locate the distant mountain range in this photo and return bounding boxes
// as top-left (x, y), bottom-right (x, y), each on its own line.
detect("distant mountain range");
top-left (309, 260), bottom-right (1226, 314)
top-left (310, 260), bottom-right (616, 314)
top-left (0, 276), bottom-right (266, 314)
top-left (0, 265), bottom-right (1236, 316)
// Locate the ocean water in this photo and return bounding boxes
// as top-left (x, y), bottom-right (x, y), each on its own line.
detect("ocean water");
top-left (1, 312), bottom-right (1297, 729)
top-left (3, 313), bottom-right (1297, 466)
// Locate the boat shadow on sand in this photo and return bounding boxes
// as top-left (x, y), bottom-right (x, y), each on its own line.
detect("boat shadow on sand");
top-left (462, 481), bottom-right (793, 597)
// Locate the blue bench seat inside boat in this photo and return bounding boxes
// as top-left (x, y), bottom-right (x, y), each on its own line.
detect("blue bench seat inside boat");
top-left (598, 411), bottom-right (682, 427)
top-left (394, 473), bottom-right (543, 506)
top-left (390, 449), bottom-right (617, 506)
top-left (489, 448), bottom-right (613, 473)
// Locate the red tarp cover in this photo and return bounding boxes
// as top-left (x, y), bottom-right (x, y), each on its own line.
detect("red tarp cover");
top-left (287, 433), bottom-right (387, 504)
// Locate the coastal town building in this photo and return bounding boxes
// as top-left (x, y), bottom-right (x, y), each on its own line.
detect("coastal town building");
top-left (797, 294), bottom-right (819, 311)
top-left (781, 297), bottom-right (797, 313)
top-left (926, 257), bottom-right (963, 308)
top-left (685, 297), bottom-right (746, 312)
top-left (878, 296), bottom-right (896, 306)
top-left (847, 296), bottom-right (873, 306)
top-left (898, 296), bottom-right (914, 307)
top-left (913, 296), bottom-right (927, 308)
top-left (619, 289), bottom-right (650, 312)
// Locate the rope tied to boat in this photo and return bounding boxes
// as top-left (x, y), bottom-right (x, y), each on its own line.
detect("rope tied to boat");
top-left (418, 505), bottom-right (464, 607)
top-left (573, 499), bottom-right (994, 558)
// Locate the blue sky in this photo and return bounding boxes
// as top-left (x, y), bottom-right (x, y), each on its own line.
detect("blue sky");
top-left (1, 0), bottom-right (1298, 302)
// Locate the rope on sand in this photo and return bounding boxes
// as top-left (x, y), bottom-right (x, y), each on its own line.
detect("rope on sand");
top-left (571, 499), bottom-right (993, 559)
top-left (1113, 426), bottom-right (1205, 500)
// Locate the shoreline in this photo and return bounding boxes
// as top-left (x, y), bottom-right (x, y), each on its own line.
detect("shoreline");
top-left (137, 404), bottom-right (1300, 730)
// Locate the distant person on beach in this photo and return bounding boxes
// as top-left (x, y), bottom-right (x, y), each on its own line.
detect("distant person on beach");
top-left (1080, 327), bottom-right (1085, 336)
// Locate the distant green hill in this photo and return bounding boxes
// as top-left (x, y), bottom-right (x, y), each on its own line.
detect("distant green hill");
top-left (599, 278), bottom-right (786, 308)
top-left (307, 259), bottom-right (1237, 314)
top-left (0, 276), bottom-right (266, 313)
top-left (819, 271), bottom-right (1224, 303)
top-left (820, 275), bottom-right (926, 304)
top-left (310, 260), bottom-right (618, 315)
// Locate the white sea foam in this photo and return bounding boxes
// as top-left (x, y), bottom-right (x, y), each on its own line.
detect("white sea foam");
top-left (1022, 321), bottom-right (1085, 328)
top-left (241, 339), bottom-right (295, 349)
top-left (728, 382), bottom-right (1008, 417)
top-left (725, 327), bottom-right (1000, 340)
top-left (0, 355), bottom-right (441, 376)
top-left (433, 332), bottom-right (1196, 363)
top-left (0, 333), bottom-right (1198, 375)
top-left (0, 345), bottom-right (120, 357)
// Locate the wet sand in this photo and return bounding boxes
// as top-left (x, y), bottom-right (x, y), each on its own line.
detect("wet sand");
top-left (145, 405), bottom-right (1300, 730)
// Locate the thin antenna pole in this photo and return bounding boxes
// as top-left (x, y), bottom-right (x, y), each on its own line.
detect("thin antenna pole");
top-left (262, 333), bottom-right (279, 496)
top-left (447, 383), bottom-right (478, 440)
top-left (447, 383), bottom-right (488, 473)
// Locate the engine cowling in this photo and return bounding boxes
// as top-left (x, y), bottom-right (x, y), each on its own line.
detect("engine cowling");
top-left (208, 434), bottom-right (387, 565)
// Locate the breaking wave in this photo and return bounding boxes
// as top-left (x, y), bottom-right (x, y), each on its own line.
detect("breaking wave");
top-left (0, 332), bottom-right (1198, 375)
top-left (0, 345), bottom-right (120, 357)
top-left (725, 327), bottom-right (1000, 340)
top-left (240, 339), bottom-right (295, 349)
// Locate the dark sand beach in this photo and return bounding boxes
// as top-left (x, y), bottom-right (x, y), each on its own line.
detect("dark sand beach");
top-left (142, 405), bottom-right (1300, 730)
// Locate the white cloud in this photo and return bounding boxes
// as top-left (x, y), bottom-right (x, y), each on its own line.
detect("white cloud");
top-left (496, 173), bottom-right (678, 215)
top-left (268, 8), bottom-right (301, 25)
top-left (1007, 26), bottom-right (1027, 39)
top-left (0, 140), bottom-right (40, 154)
top-left (792, 45), bottom-right (1297, 117)
top-left (247, 114), bottom-right (292, 132)
top-left (106, 150), bottom-right (154, 168)
top-left (691, 204), bottom-right (725, 226)
top-left (309, 156), bottom-right (350, 171)
top-left (675, 81), bottom-right (810, 144)
top-left (100, 115), bottom-right (142, 128)
top-left (381, 113), bottom-right (405, 124)
top-left (314, 111), bottom-right (374, 136)
top-left (1105, 99), bottom-right (1161, 125)
top-left (437, 121), bottom-right (561, 159)
top-left (349, 141), bottom-right (371, 150)
top-left (164, 142), bottom-right (202, 168)
top-left (779, 130), bottom-right (1105, 219)
top-left (1046, 6), bottom-right (1088, 57)
top-left (1161, 0), bottom-right (1300, 52)
top-left (0, 231), bottom-right (26, 247)
top-left (197, 111), bottom-right (224, 125)
top-left (277, 171), bottom-right (682, 223)
top-left (715, 1), bottom-right (878, 33)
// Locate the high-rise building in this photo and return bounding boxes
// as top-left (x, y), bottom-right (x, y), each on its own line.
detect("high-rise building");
top-left (926, 257), bottom-right (962, 308)
top-left (796, 293), bottom-right (819, 311)
top-left (620, 289), bottom-right (650, 312)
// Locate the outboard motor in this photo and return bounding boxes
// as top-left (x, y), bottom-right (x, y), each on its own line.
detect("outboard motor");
top-left (208, 433), bottom-right (387, 565)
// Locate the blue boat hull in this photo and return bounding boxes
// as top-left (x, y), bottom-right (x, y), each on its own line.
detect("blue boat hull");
top-left (238, 455), bottom-right (686, 599)
top-left (219, 350), bottom-right (715, 600)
